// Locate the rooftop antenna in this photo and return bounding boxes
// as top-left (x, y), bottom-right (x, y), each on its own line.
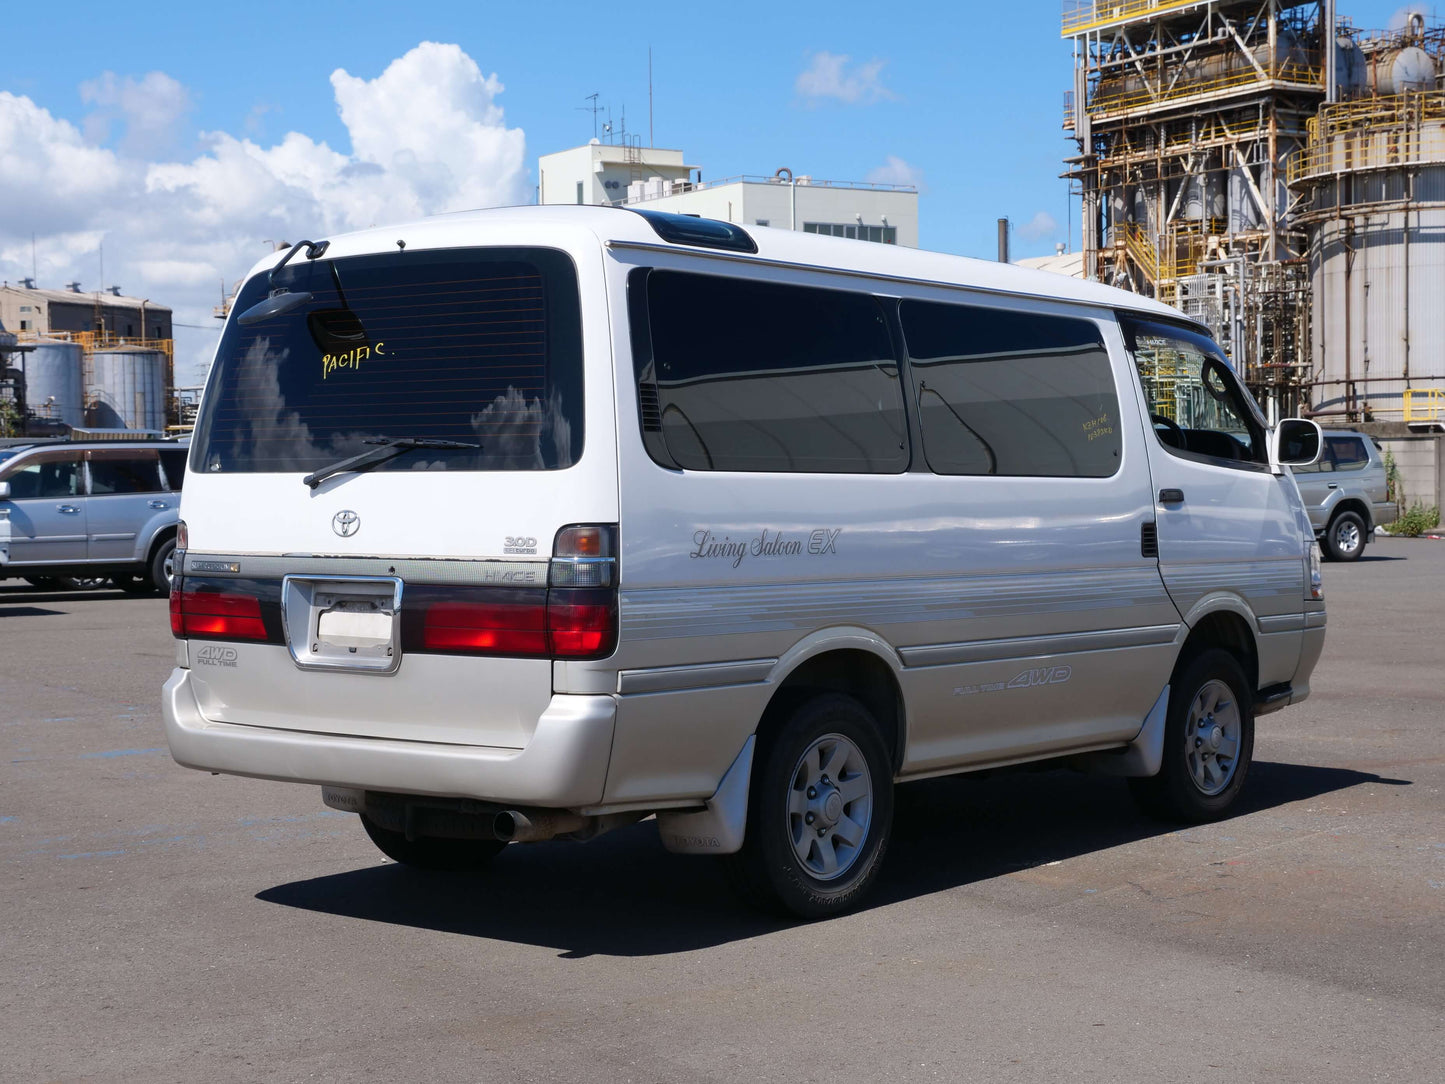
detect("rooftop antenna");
top-left (648, 48), bottom-right (654, 147)
top-left (578, 92), bottom-right (602, 140)
top-left (31, 232), bottom-right (37, 284)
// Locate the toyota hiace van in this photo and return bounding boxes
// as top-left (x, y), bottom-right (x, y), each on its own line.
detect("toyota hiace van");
top-left (163, 207), bottom-right (1325, 917)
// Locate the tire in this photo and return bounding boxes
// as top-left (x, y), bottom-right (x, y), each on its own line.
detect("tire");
top-left (113, 574), bottom-right (155, 595)
top-left (1129, 648), bottom-right (1254, 823)
top-left (58, 576), bottom-right (109, 590)
top-left (148, 537), bottom-right (178, 597)
top-left (726, 693), bottom-right (894, 919)
top-left (1324, 510), bottom-right (1366, 562)
top-left (23, 576), bottom-right (62, 590)
top-left (360, 815), bottom-right (507, 872)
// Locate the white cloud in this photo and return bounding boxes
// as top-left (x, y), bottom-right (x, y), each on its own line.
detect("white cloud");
top-left (80, 70), bottom-right (193, 155)
top-left (1018, 211), bottom-right (1059, 243)
top-left (0, 43), bottom-right (528, 384)
top-left (796, 52), bottom-right (896, 105)
top-left (866, 155), bottom-right (922, 189)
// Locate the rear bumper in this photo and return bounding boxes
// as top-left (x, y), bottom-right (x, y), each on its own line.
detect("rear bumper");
top-left (162, 667), bottom-right (616, 807)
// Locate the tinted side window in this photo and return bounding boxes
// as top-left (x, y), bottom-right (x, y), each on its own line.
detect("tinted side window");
top-left (638, 271), bottom-right (907, 473)
top-left (1122, 319), bottom-right (1266, 468)
top-left (1327, 437), bottom-right (1369, 471)
top-left (89, 456), bottom-right (162, 495)
top-left (899, 300), bottom-right (1121, 477)
top-left (159, 450), bottom-right (187, 490)
top-left (4, 458), bottom-right (81, 499)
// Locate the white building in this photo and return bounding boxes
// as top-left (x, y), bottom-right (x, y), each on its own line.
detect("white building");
top-left (537, 141), bottom-right (919, 248)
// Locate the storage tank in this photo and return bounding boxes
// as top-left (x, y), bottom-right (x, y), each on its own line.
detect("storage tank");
top-left (23, 340), bottom-right (85, 428)
top-left (1367, 46), bottom-right (1436, 95)
top-left (87, 348), bottom-right (166, 431)
top-left (1298, 133), bottom-right (1445, 422)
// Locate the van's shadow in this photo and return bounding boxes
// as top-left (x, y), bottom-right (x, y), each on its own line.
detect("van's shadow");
top-left (257, 761), bottom-right (1407, 958)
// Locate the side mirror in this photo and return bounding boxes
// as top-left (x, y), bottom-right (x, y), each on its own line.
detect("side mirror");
top-left (1273, 418), bottom-right (1322, 469)
top-left (0, 481), bottom-right (10, 500)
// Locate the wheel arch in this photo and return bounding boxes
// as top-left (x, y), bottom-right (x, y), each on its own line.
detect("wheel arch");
top-left (762, 629), bottom-right (906, 773)
top-left (144, 523), bottom-right (178, 564)
top-left (1177, 600), bottom-right (1259, 696)
top-left (1328, 497), bottom-right (1372, 532)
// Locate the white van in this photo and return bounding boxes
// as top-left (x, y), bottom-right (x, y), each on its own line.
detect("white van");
top-left (163, 206), bottom-right (1326, 917)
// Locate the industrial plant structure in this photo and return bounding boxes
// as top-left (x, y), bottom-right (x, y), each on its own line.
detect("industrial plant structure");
top-left (539, 140), bottom-right (920, 247)
top-left (1064, 0), bottom-right (1445, 430)
top-left (0, 282), bottom-right (175, 436)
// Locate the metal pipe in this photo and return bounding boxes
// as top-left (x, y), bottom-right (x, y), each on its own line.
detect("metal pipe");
top-left (997, 218), bottom-right (1010, 263)
top-left (493, 810), bottom-right (589, 843)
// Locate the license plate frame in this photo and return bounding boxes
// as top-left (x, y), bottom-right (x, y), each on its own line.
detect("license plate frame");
top-left (280, 574), bottom-right (404, 674)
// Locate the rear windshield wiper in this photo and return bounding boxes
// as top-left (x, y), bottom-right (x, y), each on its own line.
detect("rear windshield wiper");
top-left (302, 437), bottom-right (480, 489)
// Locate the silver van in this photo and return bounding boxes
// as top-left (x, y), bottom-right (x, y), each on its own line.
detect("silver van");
top-left (1290, 430), bottom-right (1395, 561)
top-left (162, 207), bottom-right (1325, 917)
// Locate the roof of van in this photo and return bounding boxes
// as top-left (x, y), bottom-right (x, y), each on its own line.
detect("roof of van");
top-left (243, 205), bottom-right (1196, 329)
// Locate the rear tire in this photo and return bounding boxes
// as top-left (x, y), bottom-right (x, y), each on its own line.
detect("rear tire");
top-left (726, 693), bottom-right (894, 919)
top-left (1324, 510), bottom-right (1366, 562)
top-left (149, 537), bottom-right (177, 597)
top-left (360, 815), bottom-right (506, 872)
top-left (1129, 648), bottom-right (1254, 823)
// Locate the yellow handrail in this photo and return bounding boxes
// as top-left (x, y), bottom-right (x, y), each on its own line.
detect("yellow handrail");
top-left (1062, 0), bottom-right (1204, 35)
top-left (1086, 60), bottom-right (1322, 120)
top-left (1404, 388), bottom-right (1445, 424)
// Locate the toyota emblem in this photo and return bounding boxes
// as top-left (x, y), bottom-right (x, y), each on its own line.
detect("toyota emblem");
top-left (332, 510), bottom-right (360, 537)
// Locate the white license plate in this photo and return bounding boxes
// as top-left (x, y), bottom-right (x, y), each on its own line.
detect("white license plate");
top-left (317, 608), bottom-right (393, 647)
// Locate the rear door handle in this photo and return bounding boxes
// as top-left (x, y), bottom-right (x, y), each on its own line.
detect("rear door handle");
top-left (1327, 483), bottom-right (1339, 489)
top-left (56, 505), bottom-right (81, 514)
top-left (1158, 488), bottom-right (1185, 505)
top-left (149, 500), bottom-right (169, 509)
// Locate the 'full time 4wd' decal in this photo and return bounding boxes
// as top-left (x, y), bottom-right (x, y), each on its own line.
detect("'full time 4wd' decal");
top-left (953, 665), bottom-right (1072, 697)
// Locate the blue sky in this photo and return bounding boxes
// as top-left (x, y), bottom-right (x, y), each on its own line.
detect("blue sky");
top-left (0, 0), bottom-right (1425, 380)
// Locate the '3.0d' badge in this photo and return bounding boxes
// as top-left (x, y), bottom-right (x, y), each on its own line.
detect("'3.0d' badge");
top-left (332, 510), bottom-right (360, 537)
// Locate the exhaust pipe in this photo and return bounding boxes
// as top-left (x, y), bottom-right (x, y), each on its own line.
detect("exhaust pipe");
top-left (493, 809), bottom-right (588, 843)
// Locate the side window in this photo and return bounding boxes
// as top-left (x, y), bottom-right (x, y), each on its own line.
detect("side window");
top-left (1122, 319), bottom-right (1267, 468)
top-left (159, 450), bottom-right (188, 491)
top-left (1327, 437), bottom-right (1369, 471)
top-left (3, 458), bottom-right (81, 499)
top-left (89, 455), bottom-right (162, 495)
top-left (634, 270), bottom-right (908, 473)
top-left (899, 299), bottom-right (1121, 477)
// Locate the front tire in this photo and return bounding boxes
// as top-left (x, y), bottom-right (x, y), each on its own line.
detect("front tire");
top-left (1324, 510), bottom-right (1366, 562)
top-left (1130, 648), bottom-right (1254, 822)
top-left (727, 694), bottom-right (894, 919)
top-left (360, 815), bottom-right (507, 872)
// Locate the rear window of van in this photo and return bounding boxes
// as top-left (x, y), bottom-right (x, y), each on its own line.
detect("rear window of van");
top-left (192, 248), bottom-right (583, 474)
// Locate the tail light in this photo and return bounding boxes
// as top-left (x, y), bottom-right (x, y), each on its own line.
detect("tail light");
top-left (1307, 542), bottom-right (1323, 601)
top-left (171, 587), bottom-right (269, 641)
top-left (412, 525), bottom-right (619, 659)
top-left (422, 599), bottom-right (548, 654)
top-left (547, 589), bottom-right (618, 657)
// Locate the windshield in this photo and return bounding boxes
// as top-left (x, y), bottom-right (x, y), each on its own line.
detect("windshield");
top-left (191, 247), bottom-right (583, 474)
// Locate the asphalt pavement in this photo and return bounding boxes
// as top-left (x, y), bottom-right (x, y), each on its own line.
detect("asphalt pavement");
top-left (2, 541), bottom-right (1442, 1083)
